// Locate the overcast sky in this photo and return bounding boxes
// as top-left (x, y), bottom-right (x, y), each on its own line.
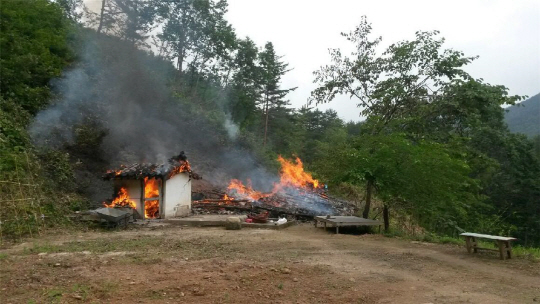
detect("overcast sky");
top-left (226, 0), bottom-right (540, 121)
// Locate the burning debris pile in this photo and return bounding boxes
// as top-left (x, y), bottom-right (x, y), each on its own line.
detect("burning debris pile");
top-left (192, 156), bottom-right (357, 219)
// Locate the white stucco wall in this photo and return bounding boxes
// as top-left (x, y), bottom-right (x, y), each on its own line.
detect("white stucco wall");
top-left (164, 173), bottom-right (191, 218)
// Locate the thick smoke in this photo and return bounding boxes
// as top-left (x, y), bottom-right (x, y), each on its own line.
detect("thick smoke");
top-left (27, 32), bottom-right (337, 215)
top-left (29, 34), bottom-right (275, 199)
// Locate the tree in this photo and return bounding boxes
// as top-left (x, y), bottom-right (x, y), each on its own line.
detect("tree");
top-left (310, 16), bottom-right (477, 133)
top-left (309, 16), bottom-right (478, 218)
top-left (57, 0), bottom-right (84, 23)
top-left (315, 129), bottom-right (478, 232)
top-left (416, 79), bottom-right (522, 142)
top-left (0, 0), bottom-right (73, 115)
top-left (297, 108), bottom-right (344, 164)
top-left (258, 42), bottom-right (296, 145)
top-left (157, 0), bottom-right (236, 80)
top-left (309, 18), bottom-right (540, 246)
top-left (228, 37), bottom-right (262, 129)
top-left (87, 0), bottom-right (158, 47)
top-left (533, 135), bottom-right (540, 161)
top-left (0, 0), bottom-right (76, 241)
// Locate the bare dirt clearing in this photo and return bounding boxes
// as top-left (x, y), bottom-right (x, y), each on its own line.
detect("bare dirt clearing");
top-left (1, 224), bottom-right (539, 303)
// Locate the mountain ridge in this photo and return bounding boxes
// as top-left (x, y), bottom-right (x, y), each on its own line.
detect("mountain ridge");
top-left (505, 93), bottom-right (540, 137)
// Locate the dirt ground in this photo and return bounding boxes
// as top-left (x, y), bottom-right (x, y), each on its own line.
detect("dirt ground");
top-left (1, 224), bottom-right (539, 304)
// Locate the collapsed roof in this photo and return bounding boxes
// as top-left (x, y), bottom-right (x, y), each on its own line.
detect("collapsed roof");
top-left (102, 152), bottom-right (201, 180)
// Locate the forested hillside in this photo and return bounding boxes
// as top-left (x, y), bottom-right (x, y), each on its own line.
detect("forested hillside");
top-left (505, 93), bottom-right (540, 137)
top-left (1, 0), bottom-right (539, 247)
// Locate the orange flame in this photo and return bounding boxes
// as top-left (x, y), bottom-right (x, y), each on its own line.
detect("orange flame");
top-left (168, 161), bottom-right (191, 178)
top-left (277, 156), bottom-right (319, 189)
top-left (144, 177), bottom-right (160, 219)
top-left (227, 179), bottom-right (270, 201)
top-left (222, 194), bottom-right (233, 201)
top-left (106, 169), bottom-right (123, 177)
top-left (103, 187), bottom-right (137, 209)
top-left (226, 156), bottom-right (320, 201)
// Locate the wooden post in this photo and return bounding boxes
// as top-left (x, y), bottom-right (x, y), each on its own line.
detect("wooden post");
top-left (465, 236), bottom-right (472, 254)
top-left (158, 178), bottom-right (164, 219)
top-left (497, 240), bottom-right (506, 260)
top-left (324, 221), bottom-right (327, 231)
top-left (336, 226), bottom-right (339, 234)
top-left (506, 241), bottom-right (512, 259)
top-left (140, 179), bottom-right (145, 220)
top-left (472, 237), bottom-right (478, 253)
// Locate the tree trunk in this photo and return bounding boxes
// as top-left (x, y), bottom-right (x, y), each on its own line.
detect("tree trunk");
top-left (383, 204), bottom-right (389, 232)
top-left (362, 179), bottom-right (373, 218)
top-left (132, 0), bottom-right (139, 46)
top-left (263, 93), bottom-right (269, 146)
top-left (177, 46), bottom-right (184, 74)
top-left (97, 0), bottom-right (107, 35)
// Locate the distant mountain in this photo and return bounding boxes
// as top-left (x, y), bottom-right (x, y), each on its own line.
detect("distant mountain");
top-left (505, 93), bottom-right (540, 137)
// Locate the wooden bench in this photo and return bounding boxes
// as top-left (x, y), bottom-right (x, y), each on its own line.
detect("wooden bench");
top-left (460, 233), bottom-right (517, 260)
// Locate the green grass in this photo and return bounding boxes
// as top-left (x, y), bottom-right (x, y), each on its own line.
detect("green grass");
top-left (0, 253), bottom-right (8, 260)
top-left (436, 236), bottom-right (464, 245)
top-left (71, 284), bottom-right (91, 301)
top-left (383, 230), bottom-right (540, 261)
top-left (44, 288), bottom-right (63, 303)
top-left (512, 245), bottom-right (540, 260)
top-left (474, 240), bottom-right (540, 260)
top-left (147, 289), bottom-right (166, 300)
top-left (93, 281), bottom-right (119, 299)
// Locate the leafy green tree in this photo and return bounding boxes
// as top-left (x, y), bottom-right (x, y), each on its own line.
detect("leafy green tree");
top-left (416, 79), bottom-right (521, 142)
top-left (0, 0), bottom-right (73, 115)
top-left (416, 79), bottom-right (539, 244)
top-left (309, 17), bottom-right (479, 217)
top-left (310, 16), bottom-right (477, 133)
top-left (533, 135), bottom-right (540, 160)
top-left (157, 0), bottom-right (236, 79)
top-left (0, 0), bottom-right (77, 241)
top-left (315, 129), bottom-right (478, 231)
top-left (86, 0), bottom-right (159, 47)
top-left (57, 0), bottom-right (84, 22)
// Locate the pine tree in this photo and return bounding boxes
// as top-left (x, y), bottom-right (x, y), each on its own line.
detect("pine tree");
top-left (258, 42), bottom-right (296, 145)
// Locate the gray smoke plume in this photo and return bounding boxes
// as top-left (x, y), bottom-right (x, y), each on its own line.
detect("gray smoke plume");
top-left (29, 33), bottom-right (278, 199)
top-left (223, 114), bottom-right (239, 140)
top-left (29, 31), bottom-right (336, 217)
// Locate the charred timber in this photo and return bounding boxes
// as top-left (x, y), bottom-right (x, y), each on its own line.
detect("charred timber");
top-left (196, 199), bottom-right (250, 203)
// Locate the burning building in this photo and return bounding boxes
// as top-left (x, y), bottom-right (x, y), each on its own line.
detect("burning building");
top-left (102, 152), bottom-right (200, 219)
